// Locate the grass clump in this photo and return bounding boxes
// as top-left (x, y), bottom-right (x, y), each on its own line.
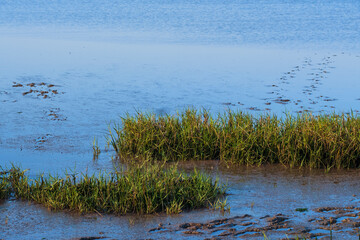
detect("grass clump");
top-left (295, 208), bottom-right (308, 212)
top-left (2, 163), bottom-right (225, 214)
top-left (109, 109), bottom-right (360, 169)
top-left (92, 137), bottom-right (101, 160)
top-left (0, 170), bottom-right (11, 200)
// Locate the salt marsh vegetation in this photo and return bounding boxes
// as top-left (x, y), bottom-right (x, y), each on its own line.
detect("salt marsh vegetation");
top-left (0, 163), bottom-right (225, 214)
top-left (109, 109), bottom-right (360, 169)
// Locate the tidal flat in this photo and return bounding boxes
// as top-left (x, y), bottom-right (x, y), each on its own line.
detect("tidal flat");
top-left (1, 0), bottom-right (360, 239)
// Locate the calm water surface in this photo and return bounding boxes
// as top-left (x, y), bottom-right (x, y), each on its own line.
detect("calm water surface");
top-left (1, 0), bottom-right (360, 239)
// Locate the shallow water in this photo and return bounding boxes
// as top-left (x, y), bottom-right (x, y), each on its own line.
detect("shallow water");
top-left (1, 0), bottom-right (360, 239)
top-left (2, 164), bottom-right (360, 239)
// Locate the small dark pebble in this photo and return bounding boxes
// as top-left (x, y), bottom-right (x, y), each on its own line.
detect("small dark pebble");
top-left (183, 230), bottom-right (203, 235)
top-left (148, 227), bottom-right (163, 232)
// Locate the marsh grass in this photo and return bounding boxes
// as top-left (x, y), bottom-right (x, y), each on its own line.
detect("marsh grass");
top-left (263, 234), bottom-right (312, 240)
top-left (0, 170), bottom-right (11, 199)
top-left (109, 109), bottom-right (360, 169)
top-left (92, 137), bottom-right (101, 160)
top-left (210, 197), bottom-right (230, 213)
top-left (1, 163), bottom-right (225, 214)
top-left (295, 208), bottom-right (308, 212)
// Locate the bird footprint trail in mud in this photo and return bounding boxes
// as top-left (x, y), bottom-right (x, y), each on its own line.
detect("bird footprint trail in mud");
top-left (265, 54), bottom-right (339, 113)
top-left (221, 54), bottom-right (342, 114)
top-left (304, 55), bottom-right (337, 112)
top-left (8, 80), bottom-right (69, 151)
top-left (34, 134), bottom-right (53, 150)
top-left (0, 90), bottom-right (12, 103)
top-left (43, 108), bottom-right (67, 121)
top-left (12, 80), bottom-right (68, 122)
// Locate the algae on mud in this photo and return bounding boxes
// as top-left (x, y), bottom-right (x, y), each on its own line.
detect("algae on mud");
top-left (109, 109), bottom-right (360, 169)
top-left (0, 163), bottom-right (225, 214)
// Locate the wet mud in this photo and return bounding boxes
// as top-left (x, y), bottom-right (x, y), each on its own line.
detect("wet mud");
top-left (2, 162), bottom-right (360, 239)
top-left (44, 108), bottom-right (67, 121)
top-left (148, 206), bottom-right (360, 239)
top-left (12, 81), bottom-right (63, 100)
top-left (221, 53), bottom-right (360, 115)
top-left (69, 237), bottom-right (107, 240)
top-left (265, 55), bottom-right (336, 113)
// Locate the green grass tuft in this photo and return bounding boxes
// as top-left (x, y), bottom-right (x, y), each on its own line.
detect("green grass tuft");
top-left (0, 163), bottom-right (225, 214)
top-left (92, 137), bottom-right (101, 160)
top-left (295, 208), bottom-right (308, 212)
top-left (0, 170), bottom-right (11, 200)
top-left (109, 109), bottom-right (360, 169)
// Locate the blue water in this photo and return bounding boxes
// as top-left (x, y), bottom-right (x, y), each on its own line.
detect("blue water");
top-left (1, 0), bottom-right (360, 48)
top-left (1, 1), bottom-right (360, 239)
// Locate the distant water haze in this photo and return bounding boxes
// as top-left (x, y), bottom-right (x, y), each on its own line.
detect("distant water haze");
top-left (0, 0), bottom-right (359, 48)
